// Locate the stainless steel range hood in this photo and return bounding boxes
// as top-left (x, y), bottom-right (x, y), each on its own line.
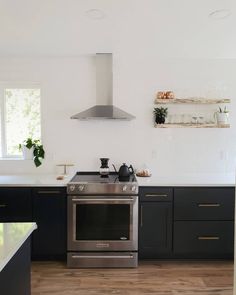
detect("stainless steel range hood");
top-left (71, 53), bottom-right (135, 120)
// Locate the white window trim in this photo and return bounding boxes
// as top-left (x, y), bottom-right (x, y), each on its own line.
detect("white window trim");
top-left (0, 82), bottom-right (41, 159)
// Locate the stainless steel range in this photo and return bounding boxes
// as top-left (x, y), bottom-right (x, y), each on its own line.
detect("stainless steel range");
top-left (67, 172), bottom-right (139, 268)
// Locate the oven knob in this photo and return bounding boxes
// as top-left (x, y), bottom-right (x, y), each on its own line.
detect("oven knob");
top-left (131, 186), bottom-right (136, 192)
top-left (122, 185), bottom-right (127, 191)
top-left (69, 185), bottom-right (75, 192)
top-left (78, 185), bottom-right (84, 191)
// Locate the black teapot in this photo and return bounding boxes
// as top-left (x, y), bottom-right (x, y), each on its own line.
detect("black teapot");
top-left (113, 163), bottom-right (134, 179)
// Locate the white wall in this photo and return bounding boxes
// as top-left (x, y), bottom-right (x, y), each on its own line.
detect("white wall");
top-left (0, 0), bottom-right (236, 176)
top-left (0, 56), bottom-right (235, 176)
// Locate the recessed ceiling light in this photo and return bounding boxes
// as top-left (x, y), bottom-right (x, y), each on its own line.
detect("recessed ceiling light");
top-left (209, 9), bottom-right (231, 20)
top-left (86, 9), bottom-right (106, 20)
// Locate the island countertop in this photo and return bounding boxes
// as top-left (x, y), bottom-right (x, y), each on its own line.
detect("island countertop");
top-left (0, 222), bottom-right (37, 272)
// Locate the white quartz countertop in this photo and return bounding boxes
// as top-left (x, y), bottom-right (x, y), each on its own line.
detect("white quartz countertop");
top-left (0, 173), bottom-right (234, 187)
top-left (0, 174), bottom-right (71, 187)
top-left (0, 222), bottom-right (37, 272)
top-left (137, 173), bottom-right (235, 187)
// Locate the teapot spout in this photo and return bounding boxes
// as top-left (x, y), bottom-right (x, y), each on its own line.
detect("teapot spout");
top-left (112, 164), bottom-right (118, 174)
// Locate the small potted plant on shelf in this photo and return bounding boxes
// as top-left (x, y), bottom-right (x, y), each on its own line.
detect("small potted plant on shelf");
top-left (19, 138), bottom-right (45, 167)
top-left (215, 106), bottom-right (229, 125)
top-left (153, 107), bottom-right (168, 124)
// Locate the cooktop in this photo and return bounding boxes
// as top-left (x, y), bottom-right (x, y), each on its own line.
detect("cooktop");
top-left (70, 172), bottom-right (137, 184)
top-left (67, 172), bottom-right (138, 195)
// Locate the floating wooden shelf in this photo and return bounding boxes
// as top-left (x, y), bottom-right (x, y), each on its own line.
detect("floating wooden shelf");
top-left (155, 123), bottom-right (230, 128)
top-left (155, 98), bottom-right (231, 104)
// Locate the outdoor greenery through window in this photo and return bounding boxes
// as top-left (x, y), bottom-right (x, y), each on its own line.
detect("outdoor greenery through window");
top-left (0, 87), bottom-right (41, 158)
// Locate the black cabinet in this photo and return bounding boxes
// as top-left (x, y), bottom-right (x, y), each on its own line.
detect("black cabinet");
top-left (0, 188), bottom-right (32, 222)
top-left (32, 187), bottom-right (66, 260)
top-left (174, 221), bottom-right (234, 257)
top-left (174, 187), bottom-right (234, 221)
top-left (139, 187), bottom-right (173, 258)
top-left (173, 187), bottom-right (234, 258)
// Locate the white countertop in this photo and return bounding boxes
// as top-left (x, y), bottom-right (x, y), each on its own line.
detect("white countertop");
top-left (136, 173), bottom-right (235, 187)
top-left (0, 222), bottom-right (37, 272)
top-left (0, 173), bottom-right (234, 187)
top-left (0, 174), bottom-right (71, 187)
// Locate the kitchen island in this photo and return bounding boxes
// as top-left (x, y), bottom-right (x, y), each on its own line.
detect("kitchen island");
top-left (0, 222), bottom-right (37, 295)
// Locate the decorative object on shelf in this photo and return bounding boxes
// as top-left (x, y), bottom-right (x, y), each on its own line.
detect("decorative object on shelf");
top-left (156, 91), bottom-right (175, 100)
top-left (154, 107), bottom-right (168, 124)
top-left (155, 97), bottom-right (231, 104)
top-left (215, 106), bottom-right (229, 126)
top-left (19, 138), bottom-right (45, 167)
top-left (155, 123), bottom-right (230, 128)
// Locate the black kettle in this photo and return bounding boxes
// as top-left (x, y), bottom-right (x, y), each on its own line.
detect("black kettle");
top-left (113, 163), bottom-right (134, 179)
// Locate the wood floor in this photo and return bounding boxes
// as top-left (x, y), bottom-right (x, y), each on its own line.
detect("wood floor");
top-left (31, 260), bottom-right (233, 295)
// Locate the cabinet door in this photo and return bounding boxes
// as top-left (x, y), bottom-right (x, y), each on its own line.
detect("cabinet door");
top-left (32, 188), bottom-right (66, 259)
top-left (0, 188), bottom-right (32, 222)
top-left (139, 202), bottom-right (172, 258)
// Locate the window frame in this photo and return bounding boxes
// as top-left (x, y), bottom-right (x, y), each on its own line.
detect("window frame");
top-left (0, 83), bottom-right (42, 159)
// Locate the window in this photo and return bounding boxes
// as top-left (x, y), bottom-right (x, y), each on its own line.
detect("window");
top-left (0, 86), bottom-right (41, 158)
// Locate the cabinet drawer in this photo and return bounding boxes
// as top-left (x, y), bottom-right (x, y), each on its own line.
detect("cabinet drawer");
top-left (140, 187), bottom-right (173, 202)
top-left (0, 188), bottom-right (32, 222)
top-left (174, 187), bottom-right (234, 220)
top-left (174, 221), bottom-right (234, 256)
top-left (32, 187), bottom-right (66, 196)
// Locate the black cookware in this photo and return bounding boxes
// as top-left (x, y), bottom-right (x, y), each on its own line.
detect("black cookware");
top-left (113, 163), bottom-right (134, 179)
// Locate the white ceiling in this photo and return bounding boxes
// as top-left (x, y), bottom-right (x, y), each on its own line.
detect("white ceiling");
top-left (0, 0), bottom-right (235, 57)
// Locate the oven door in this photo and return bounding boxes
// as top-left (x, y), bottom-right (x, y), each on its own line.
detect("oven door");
top-left (67, 195), bottom-right (138, 251)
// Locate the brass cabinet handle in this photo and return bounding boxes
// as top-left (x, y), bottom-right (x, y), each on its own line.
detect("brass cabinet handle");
top-left (145, 194), bottom-right (168, 198)
top-left (37, 190), bottom-right (62, 194)
top-left (0, 204), bottom-right (7, 208)
top-left (198, 203), bottom-right (220, 207)
top-left (140, 205), bottom-right (143, 227)
top-left (198, 236), bottom-right (220, 240)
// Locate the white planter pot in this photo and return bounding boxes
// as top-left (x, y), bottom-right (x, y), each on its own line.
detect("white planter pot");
top-left (215, 112), bottom-right (229, 125)
top-left (22, 145), bottom-right (34, 160)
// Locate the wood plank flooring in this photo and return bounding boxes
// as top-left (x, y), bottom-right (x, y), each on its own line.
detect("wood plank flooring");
top-left (31, 260), bottom-right (233, 295)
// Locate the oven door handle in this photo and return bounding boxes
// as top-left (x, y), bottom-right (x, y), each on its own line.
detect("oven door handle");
top-left (72, 198), bottom-right (135, 203)
top-left (71, 254), bottom-right (134, 259)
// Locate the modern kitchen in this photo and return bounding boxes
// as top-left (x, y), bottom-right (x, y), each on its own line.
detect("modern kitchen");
top-left (0, 1), bottom-right (236, 294)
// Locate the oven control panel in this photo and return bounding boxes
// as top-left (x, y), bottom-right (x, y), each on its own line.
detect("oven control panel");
top-left (67, 183), bottom-right (138, 195)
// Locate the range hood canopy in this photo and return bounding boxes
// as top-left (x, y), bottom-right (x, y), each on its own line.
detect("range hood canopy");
top-left (71, 53), bottom-right (135, 120)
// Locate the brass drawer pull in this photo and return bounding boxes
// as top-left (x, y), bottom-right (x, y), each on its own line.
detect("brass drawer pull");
top-left (0, 204), bottom-right (7, 208)
top-left (37, 190), bottom-right (62, 194)
top-left (198, 236), bottom-right (220, 240)
top-left (145, 194), bottom-right (168, 198)
top-left (198, 203), bottom-right (220, 207)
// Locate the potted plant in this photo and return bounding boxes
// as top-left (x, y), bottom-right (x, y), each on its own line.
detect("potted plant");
top-left (153, 107), bottom-right (168, 124)
top-left (215, 106), bottom-right (229, 125)
top-left (19, 138), bottom-right (45, 167)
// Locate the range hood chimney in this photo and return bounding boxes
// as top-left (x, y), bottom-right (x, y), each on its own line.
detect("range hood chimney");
top-left (71, 53), bottom-right (135, 120)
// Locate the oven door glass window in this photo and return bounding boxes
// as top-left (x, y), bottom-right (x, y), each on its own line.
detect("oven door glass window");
top-left (75, 204), bottom-right (130, 240)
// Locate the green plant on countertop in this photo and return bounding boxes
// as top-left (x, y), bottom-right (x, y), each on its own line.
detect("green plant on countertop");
top-left (153, 107), bottom-right (168, 124)
top-left (218, 106), bottom-right (229, 113)
top-left (19, 138), bottom-right (45, 167)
